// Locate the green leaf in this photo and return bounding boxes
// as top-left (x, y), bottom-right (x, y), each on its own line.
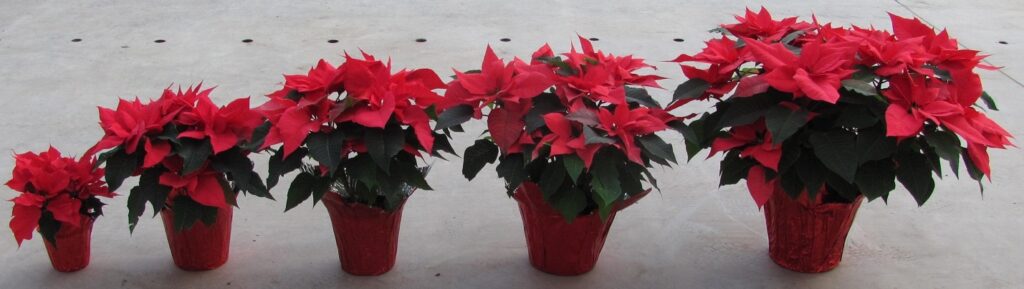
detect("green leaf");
top-left (435, 104), bottom-right (474, 130)
top-left (562, 155), bottom-right (585, 182)
top-left (764, 106), bottom-right (809, 145)
top-left (171, 196), bottom-right (218, 231)
top-left (589, 151), bottom-right (622, 207)
top-left (269, 148), bottom-right (307, 189)
top-left (962, 148), bottom-right (985, 192)
top-left (547, 187), bottom-right (587, 223)
top-left (38, 212), bottom-right (61, 246)
top-left (896, 147), bottom-right (936, 206)
top-left (524, 93), bottom-right (566, 132)
top-left (365, 123), bottom-right (405, 171)
top-left (809, 131), bottom-right (858, 183)
top-left (925, 129), bottom-right (962, 161)
top-left (855, 128), bottom-right (897, 164)
top-left (103, 150), bottom-right (138, 191)
top-left (306, 130), bottom-right (346, 174)
top-left (177, 138), bottom-right (212, 175)
top-left (672, 78), bottom-right (710, 103)
top-left (780, 30), bottom-right (805, 45)
top-left (538, 160), bottom-right (567, 198)
top-left (241, 121), bottom-right (271, 151)
top-left (462, 139), bottom-right (499, 180)
top-left (496, 154), bottom-right (527, 194)
top-left (855, 160), bottom-right (896, 201)
top-left (625, 87), bottom-right (661, 108)
top-left (136, 168), bottom-right (171, 219)
top-left (716, 96), bottom-right (779, 129)
top-left (285, 172), bottom-right (316, 212)
top-left (841, 79), bottom-right (879, 97)
top-left (835, 105), bottom-right (880, 128)
top-left (210, 148), bottom-right (270, 199)
top-left (347, 155), bottom-right (380, 190)
top-left (795, 153), bottom-right (827, 194)
top-left (980, 91), bottom-right (999, 111)
top-left (155, 123), bottom-right (181, 145)
top-left (638, 134), bottom-right (677, 164)
top-left (394, 160), bottom-right (432, 191)
top-left (583, 126), bottom-right (615, 145)
top-left (719, 151), bottom-right (754, 186)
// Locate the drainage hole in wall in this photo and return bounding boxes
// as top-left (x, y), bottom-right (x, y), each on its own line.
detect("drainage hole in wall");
top-left (71, 38), bottom-right (82, 42)
top-left (154, 39), bottom-right (165, 43)
top-left (588, 37), bottom-right (599, 41)
top-left (328, 39), bottom-right (339, 43)
top-left (999, 41), bottom-right (1008, 44)
top-left (242, 39), bottom-right (253, 43)
top-left (500, 38), bottom-right (511, 42)
top-left (673, 38), bottom-right (685, 42)
top-left (415, 38), bottom-right (427, 43)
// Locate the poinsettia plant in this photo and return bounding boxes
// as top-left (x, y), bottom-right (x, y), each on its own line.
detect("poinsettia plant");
top-left (257, 52), bottom-right (454, 212)
top-left (87, 85), bottom-right (272, 231)
top-left (447, 37), bottom-right (681, 221)
top-left (672, 8), bottom-right (1012, 206)
top-left (7, 147), bottom-right (114, 246)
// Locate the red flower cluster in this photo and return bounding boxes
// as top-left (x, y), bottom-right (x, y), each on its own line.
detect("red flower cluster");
top-left (678, 8), bottom-right (1011, 185)
top-left (89, 85), bottom-right (264, 209)
top-left (445, 37), bottom-right (673, 167)
top-left (257, 52), bottom-right (447, 158)
top-left (7, 147), bottom-right (113, 246)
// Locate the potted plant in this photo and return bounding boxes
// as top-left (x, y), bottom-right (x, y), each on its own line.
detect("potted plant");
top-left (7, 147), bottom-right (115, 272)
top-left (446, 38), bottom-right (679, 275)
top-left (87, 85), bottom-right (272, 270)
top-left (257, 52), bottom-right (454, 276)
top-left (671, 8), bottom-right (1012, 273)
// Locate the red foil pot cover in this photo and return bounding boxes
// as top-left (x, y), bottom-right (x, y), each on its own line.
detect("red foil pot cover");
top-left (763, 186), bottom-right (865, 273)
top-left (322, 192), bottom-right (406, 276)
top-left (160, 206), bottom-right (233, 271)
top-left (514, 182), bottom-right (649, 276)
top-left (43, 217), bottom-right (95, 272)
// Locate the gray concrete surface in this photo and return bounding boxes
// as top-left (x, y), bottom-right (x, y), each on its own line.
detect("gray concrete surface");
top-left (0, 1), bottom-right (1022, 288)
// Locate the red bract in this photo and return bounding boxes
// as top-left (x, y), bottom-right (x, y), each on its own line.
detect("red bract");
top-left (7, 147), bottom-right (113, 246)
top-left (883, 75), bottom-right (962, 138)
top-left (597, 106), bottom-right (672, 165)
top-left (159, 168), bottom-right (229, 209)
top-left (444, 46), bottom-right (552, 117)
top-left (456, 38), bottom-right (676, 221)
top-left (89, 84), bottom-right (271, 232)
top-left (178, 96), bottom-right (264, 154)
top-left (260, 52), bottom-right (447, 157)
top-left (550, 36), bottom-right (664, 108)
top-left (722, 7), bottom-right (814, 42)
top-left (675, 8), bottom-right (1013, 208)
top-left (709, 121), bottom-right (781, 171)
top-left (744, 38), bottom-right (857, 104)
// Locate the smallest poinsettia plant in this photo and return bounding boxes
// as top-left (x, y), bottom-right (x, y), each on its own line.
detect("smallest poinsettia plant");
top-left (672, 8), bottom-right (1012, 207)
top-left (87, 85), bottom-right (272, 232)
top-left (256, 52), bottom-right (453, 212)
top-left (444, 37), bottom-right (681, 221)
top-left (7, 147), bottom-right (114, 246)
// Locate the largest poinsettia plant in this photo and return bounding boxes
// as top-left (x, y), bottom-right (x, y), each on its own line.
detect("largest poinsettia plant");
top-left (87, 85), bottom-right (272, 231)
top-left (448, 37), bottom-right (680, 221)
top-left (673, 8), bottom-right (1012, 206)
top-left (257, 52), bottom-right (454, 212)
top-left (7, 147), bottom-right (114, 245)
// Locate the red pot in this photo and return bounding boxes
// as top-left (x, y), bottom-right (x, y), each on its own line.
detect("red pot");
top-left (322, 192), bottom-right (406, 276)
top-left (513, 182), bottom-right (649, 276)
top-left (43, 217), bottom-right (94, 272)
top-left (160, 206), bottom-right (232, 271)
top-left (763, 187), bottom-right (864, 273)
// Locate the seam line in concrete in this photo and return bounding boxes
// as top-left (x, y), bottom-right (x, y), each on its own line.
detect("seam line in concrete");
top-left (894, 0), bottom-right (1024, 89)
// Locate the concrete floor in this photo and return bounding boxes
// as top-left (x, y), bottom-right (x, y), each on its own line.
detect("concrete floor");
top-left (0, 0), bottom-right (1022, 288)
